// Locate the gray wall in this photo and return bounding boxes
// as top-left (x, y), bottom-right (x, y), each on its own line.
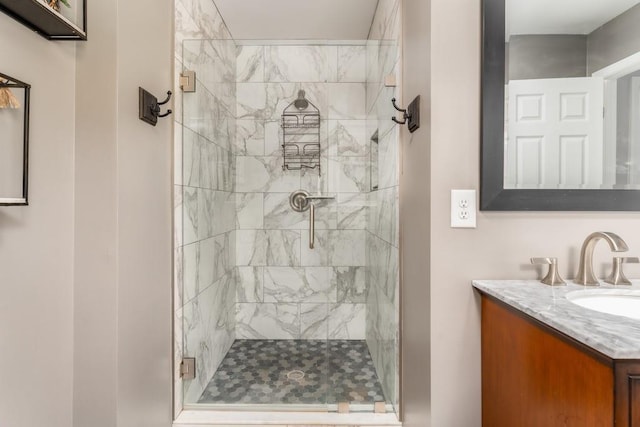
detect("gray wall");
top-left (401, 0), bottom-right (432, 425)
top-left (423, 0), bottom-right (640, 426)
top-left (0, 12), bottom-right (76, 427)
top-left (75, 0), bottom-right (174, 426)
top-left (588, 4), bottom-right (640, 74)
top-left (508, 4), bottom-right (640, 79)
top-left (508, 35), bottom-right (587, 80)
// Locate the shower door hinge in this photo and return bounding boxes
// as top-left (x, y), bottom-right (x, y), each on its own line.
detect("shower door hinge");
top-left (180, 357), bottom-right (196, 380)
top-left (180, 71), bottom-right (196, 93)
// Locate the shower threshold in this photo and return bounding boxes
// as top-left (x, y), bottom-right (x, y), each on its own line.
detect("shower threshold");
top-left (173, 409), bottom-right (401, 426)
top-left (183, 402), bottom-right (396, 413)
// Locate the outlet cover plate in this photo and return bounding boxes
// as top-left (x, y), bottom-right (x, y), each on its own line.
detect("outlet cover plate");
top-left (451, 189), bottom-right (477, 228)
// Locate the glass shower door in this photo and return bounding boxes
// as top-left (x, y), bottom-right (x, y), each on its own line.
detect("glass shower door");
top-left (178, 38), bottom-right (333, 410)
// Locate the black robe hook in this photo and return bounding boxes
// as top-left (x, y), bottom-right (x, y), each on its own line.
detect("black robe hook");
top-left (139, 87), bottom-right (173, 126)
top-left (391, 98), bottom-right (409, 125)
top-left (391, 96), bottom-right (421, 133)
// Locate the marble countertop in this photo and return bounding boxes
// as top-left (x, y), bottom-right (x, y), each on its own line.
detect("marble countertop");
top-left (472, 280), bottom-right (640, 360)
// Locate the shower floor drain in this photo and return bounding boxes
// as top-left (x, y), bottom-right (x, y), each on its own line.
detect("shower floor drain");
top-left (286, 370), bottom-right (305, 381)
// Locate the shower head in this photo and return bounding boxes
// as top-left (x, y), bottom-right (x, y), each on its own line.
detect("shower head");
top-left (294, 90), bottom-right (309, 110)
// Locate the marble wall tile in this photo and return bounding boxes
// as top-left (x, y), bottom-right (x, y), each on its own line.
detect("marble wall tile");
top-left (265, 46), bottom-right (338, 83)
top-left (329, 120), bottom-right (369, 157)
top-left (237, 83), bottom-right (268, 120)
top-left (365, 0), bottom-right (401, 409)
top-left (336, 266), bottom-right (366, 303)
top-left (173, 308), bottom-right (184, 414)
top-left (300, 303), bottom-right (329, 339)
top-left (328, 304), bottom-right (366, 339)
top-left (378, 41), bottom-right (399, 86)
top-left (368, 234), bottom-right (399, 303)
top-left (366, 40), bottom-right (381, 87)
top-left (369, 186), bottom-right (398, 246)
top-left (232, 43), bottom-right (378, 344)
top-left (365, 283), bottom-right (397, 408)
top-left (235, 120), bottom-right (265, 156)
top-left (174, 122), bottom-right (184, 184)
top-left (183, 127), bottom-right (201, 188)
top-left (236, 266), bottom-right (264, 303)
top-left (182, 84), bottom-right (221, 141)
top-left (213, 191), bottom-right (236, 236)
top-left (183, 271), bottom-right (236, 403)
top-left (263, 120), bottom-right (281, 156)
top-left (182, 242), bottom-right (199, 304)
top-left (327, 83), bottom-right (366, 120)
top-left (265, 230), bottom-right (301, 266)
top-left (338, 45), bottom-right (367, 83)
top-left (375, 84), bottom-right (400, 144)
top-left (237, 45), bottom-right (265, 83)
top-left (197, 188), bottom-right (215, 240)
top-left (264, 267), bottom-right (337, 303)
top-left (183, 187), bottom-right (198, 245)
top-left (183, 39), bottom-right (235, 90)
top-left (328, 156), bottom-right (369, 193)
top-left (206, 233), bottom-right (234, 287)
top-left (366, 82), bottom-right (382, 120)
top-left (175, 2), bottom-right (195, 62)
top-left (263, 193), bottom-right (306, 230)
top-left (301, 230), bottom-right (366, 267)
top-left (368, 0), bottom-right (398, 42)
top-left (196, 189), bottom-right (235, 239)
top-left (300, 158), bottom-right (329, 195)
top-left (236, 192), bottom-right (264, 229)
top-left (383, 0), bottom-right (401, 41)
top-left (176, 0), bottom-right (238, 406)
top-left (337, 193), bottom-right (368, 230)
top-left (174, 246), bottom-right (184, 309)
top-left (236, 303), bottom-right (300, 339)
top-left (174, 186), bottom-right (184, 248)
top-left (199, 142), bottom-right (217, 190)
top-left (266, 82), bottom-right (328, 120)
top-left (236, 229), bottom-right (267, 266)
top-left (236, 156), bottom-right (300, 193)
top-left (177, 0), bottom-right (232, 41)
top-left (264, 193), bottom-right (337, 231)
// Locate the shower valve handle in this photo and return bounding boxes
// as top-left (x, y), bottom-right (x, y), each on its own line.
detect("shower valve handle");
top-left (289, 190), bottom-right (335, 249)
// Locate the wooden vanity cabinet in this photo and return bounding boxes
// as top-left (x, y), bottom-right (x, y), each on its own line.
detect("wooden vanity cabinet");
top-left (480, 294), bottom-right (640, 427)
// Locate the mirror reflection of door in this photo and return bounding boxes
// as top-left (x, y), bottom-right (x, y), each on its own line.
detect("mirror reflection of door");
top-left (506, 77), bottom-right (604, 188)
top-left (505, 0), bottom-right (640, 190)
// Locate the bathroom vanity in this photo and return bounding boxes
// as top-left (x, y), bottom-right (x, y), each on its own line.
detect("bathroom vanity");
top-left (473, 280), bottom-right (640, 427)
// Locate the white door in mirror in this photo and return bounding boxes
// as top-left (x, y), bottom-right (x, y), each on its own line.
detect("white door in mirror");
top-left (506, 77), bottom-right (604, 189)
top-left (451, 189), bottom-right (477, 228)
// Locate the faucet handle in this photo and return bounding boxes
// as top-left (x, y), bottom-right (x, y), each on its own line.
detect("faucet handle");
top-left (531, 257), bottom-right (566, 286)
top-left (605, 256), bottom-right (639, 286)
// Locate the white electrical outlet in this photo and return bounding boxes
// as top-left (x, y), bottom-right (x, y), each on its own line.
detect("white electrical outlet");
top-left (451, 189), bottom-right (477, 228)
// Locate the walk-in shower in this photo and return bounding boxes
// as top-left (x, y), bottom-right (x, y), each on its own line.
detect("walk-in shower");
top-left (173, 0), bottom-right (401, 417)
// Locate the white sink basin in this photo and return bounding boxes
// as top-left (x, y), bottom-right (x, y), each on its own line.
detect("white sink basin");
top-left (566, 290), bottom-right (640, 320)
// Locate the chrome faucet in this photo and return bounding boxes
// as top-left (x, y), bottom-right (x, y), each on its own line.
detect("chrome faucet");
top-left (575, 232), bottom-right (629, 285)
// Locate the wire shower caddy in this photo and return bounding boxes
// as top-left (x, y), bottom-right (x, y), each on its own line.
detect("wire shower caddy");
top-left (281, 90), bottom-right (321, 174)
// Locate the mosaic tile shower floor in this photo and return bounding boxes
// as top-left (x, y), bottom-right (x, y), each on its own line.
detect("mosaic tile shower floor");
top-left (198, 340), bottom-right (387, 406)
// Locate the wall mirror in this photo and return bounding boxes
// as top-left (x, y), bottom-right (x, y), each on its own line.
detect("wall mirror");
top-left (0, 72), bottom-right (30, 206)
top-left (482, 0), bottom-right (640, 210)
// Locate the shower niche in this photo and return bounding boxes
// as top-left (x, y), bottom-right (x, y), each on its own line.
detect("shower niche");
top-left (174, 0), bottom-right (401, 420)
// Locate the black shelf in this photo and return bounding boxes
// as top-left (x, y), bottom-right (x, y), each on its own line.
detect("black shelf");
top-left (0, 0), bottom-right (86, 40)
